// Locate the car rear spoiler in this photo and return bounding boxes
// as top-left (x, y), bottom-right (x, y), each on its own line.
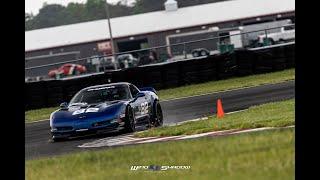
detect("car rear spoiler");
top-left (139, 87), bottom-right (157, 94)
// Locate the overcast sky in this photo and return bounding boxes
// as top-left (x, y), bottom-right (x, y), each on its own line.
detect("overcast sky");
top-left (25, 0), bottom-right (136, 14)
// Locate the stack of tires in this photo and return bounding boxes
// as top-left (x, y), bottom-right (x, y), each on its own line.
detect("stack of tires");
top-left (235, 49), bottom-right (254, 76)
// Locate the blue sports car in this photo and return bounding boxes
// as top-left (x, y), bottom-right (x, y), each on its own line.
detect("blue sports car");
top-left (50, 82), bottom-right (163, 141)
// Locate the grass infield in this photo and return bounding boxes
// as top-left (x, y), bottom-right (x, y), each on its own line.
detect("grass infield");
top-left (134, 99), bottom-right (294, 138)
top-left (26, 128), bottom-right (294, 180)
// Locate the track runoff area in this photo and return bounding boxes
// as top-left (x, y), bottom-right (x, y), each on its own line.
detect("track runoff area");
top-left (25, 80), bottom-right (294, 159)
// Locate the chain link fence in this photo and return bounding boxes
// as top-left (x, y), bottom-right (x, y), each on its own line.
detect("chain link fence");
top-left (25, 24), bottom-right (295, 82)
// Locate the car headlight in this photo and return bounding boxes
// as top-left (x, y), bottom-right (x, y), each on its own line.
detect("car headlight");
top-left (49, 112), bottom-right (55, 127)
top-left (49, 113), bottom-right (54, 121)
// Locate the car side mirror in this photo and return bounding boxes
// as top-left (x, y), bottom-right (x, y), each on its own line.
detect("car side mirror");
top-left (135, 92), bottom-right (145, 98)
top-left (60, 102), bottom-right (68, 109)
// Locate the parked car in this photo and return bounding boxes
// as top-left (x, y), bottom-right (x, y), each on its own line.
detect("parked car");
top-left (247, 39), bottom-right (264, 48)
top-left (48, 64), bottom-right (87, 78)
top-left (98, 56), bottom-right (119, 71)
top-left (117, 54), bottom-right (139, 69)
top-left (191, 48), bottom-right (210, 58)
top-left (258, 25), bottom-right (295, 44)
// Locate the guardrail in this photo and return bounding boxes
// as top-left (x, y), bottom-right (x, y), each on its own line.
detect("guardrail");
top-left (25, 42), bottom-right (295, 110)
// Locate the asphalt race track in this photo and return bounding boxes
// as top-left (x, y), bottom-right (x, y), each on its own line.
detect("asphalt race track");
top-left (25, 81), bottom-right (294, 159)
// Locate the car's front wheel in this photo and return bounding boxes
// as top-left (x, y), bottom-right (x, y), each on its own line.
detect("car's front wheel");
top-left (268, 38), bottom-right (275, 45)
top-left (152, 101), bottom-right (163, 127)
top-left (51, 135), bottom-right (65, 142)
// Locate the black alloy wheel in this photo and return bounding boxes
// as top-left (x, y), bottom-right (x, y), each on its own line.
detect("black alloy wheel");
top-left (125, 107), bottom-right (135, 132)
top-left (153, 102), bottom-right (163, 127)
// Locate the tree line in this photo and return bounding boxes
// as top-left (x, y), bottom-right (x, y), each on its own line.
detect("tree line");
top-left (25, 0), bottom-right (228, 31)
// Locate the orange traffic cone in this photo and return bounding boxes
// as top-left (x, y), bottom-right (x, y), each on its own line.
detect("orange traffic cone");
top-left (217, 99), bottom-right (225, 118)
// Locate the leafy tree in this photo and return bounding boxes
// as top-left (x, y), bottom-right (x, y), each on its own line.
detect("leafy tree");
top-left (25, 13), bottom-right (36, 30)
top-left (85, 0), bottom-right (107, 20)
top-left (133, 0), bottom-right (162, 14)
top-left (33, 4), bottom-right (67, 29)
top-left (64, 3), bottom-right (88, 24)
top-left (109, 2), bottom-right (133, 18)
top-left (133, 0), bottom-right (229, 14)
top-left (25, 13), bottom-right (33, 21)
top-left (25, 0), bottom-right (229, 31)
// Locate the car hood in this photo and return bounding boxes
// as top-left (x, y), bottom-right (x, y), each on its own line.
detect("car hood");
top-left (51, 100), bottom-right (127, 123)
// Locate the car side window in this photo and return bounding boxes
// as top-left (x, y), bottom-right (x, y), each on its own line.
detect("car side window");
top-left (129, 85), bottom-right (139, 98)
top-left (284, 26), bottom-right (294, 31)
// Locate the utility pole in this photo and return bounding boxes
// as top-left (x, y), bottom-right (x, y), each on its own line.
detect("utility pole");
top-left (105, 0), bottom-right (116, 65)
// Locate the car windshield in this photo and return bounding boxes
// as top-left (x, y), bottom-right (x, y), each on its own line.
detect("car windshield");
top-left (284, 25), bottom-right (295, 31)
top-left (69, 85), bottom-right (130, 105)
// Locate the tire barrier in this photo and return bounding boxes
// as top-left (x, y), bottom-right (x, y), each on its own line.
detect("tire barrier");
top-left (25, 43), bottom-right (295, 110)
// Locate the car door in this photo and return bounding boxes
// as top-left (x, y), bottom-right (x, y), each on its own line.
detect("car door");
top-left (129, 85), bottom-right (149, 121)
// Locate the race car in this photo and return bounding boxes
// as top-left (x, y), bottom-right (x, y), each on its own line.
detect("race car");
top-left (50, 82), bottom-right (163, 141)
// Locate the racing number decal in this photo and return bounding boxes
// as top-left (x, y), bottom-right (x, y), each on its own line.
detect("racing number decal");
top-left (140, 102), bottom-right (149, 115)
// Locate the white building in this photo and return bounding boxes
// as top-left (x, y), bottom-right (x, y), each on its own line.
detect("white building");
top-left (25, 0), bottom-right (295, 77)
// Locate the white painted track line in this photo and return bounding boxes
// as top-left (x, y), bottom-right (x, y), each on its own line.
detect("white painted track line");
top-left (135, 136), bottom-right (182, 144)
top-left (78, 126), bottom-right (294, 148)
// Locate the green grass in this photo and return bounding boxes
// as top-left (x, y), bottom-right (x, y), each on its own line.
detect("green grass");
top-left (135, 99), bottom-right (295, 138)
top-left (158, 68), bottom-right (295, 100)
top-left (25, 69), bottom-right (295, 122)
top-left (26, 128), bottom-right (295, 180)
top-left (25, 107), bottom-right (58, 122)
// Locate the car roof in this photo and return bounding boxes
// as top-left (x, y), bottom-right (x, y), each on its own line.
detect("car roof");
top-left (82, 82), bottom-right (131, 91)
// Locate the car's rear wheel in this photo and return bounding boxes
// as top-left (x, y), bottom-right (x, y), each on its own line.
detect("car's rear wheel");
top-left (124, 106), bottom-right (135, 133)
top-left (192, 51), bottom-right (199, 57)
top-left (200, 50), bottom-right (208, 56)
top-left (152, 101), bottom-right (163, 127)
top-left (268, 38), bottom-right (275, 45)
top-left (278, 39), bottom-right (285, 44)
